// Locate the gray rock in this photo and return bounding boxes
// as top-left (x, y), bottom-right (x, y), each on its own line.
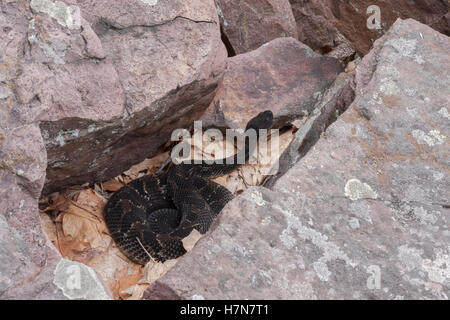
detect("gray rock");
top-left (215, 0), bottom-right (298, 55)
top-left (52, 259), bottom-right (112, 300)
top-left (144, 19), bottom-right (450, 300)
top-left (0, 124), bottom-right (69, 299)
top-left (0, 0), bottom-right (223, 299)
top-left (289, 0), bottom-right (449, 56)
top-left (201, 37), bottom-right (343, 130)
top-left (0, 0), bottom-right (226, 194)
top-left (264, 71), bottom-right (355, 188)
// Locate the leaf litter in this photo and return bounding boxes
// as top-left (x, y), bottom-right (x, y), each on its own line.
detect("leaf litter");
top-left (39, 126), bottom-right (294, 299)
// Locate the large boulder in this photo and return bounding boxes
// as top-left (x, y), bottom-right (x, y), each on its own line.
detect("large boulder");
top-left (0, 124), bottom-right (112, 299)
top-left (263, 71), bottom-right (355, 187)
top-left (289, 0), bottom-right (449, 55)
top-left (215, 0), bottom-right (298, 55)
top-left (144, 19), bottom-right (450, 300)
top-left (201, 37), bottom-right (343, 129)
top-left (1, 0), bottom-right (226, 195)
top-left (0, 0), bottom-right (225, 298)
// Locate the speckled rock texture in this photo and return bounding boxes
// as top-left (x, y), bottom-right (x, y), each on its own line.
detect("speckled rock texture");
top-left (0, 120), bottom-right (60, 298)
top-left (215, 0), bottom-right (298, 55)
top-left (201, 37), bottom-right (343, 129)
top-left (289, 0), bottom-right (449, 55)
top-left (144, 19), bottom-right (449, 300)
top-left (0, 0), bottom-right (226, 195)
top-left (0, 0), bottom-right (223, 299)
top-left (0, 117), bottom-right (112, 299)
top-left (263, 71), bottom-right (355, 187)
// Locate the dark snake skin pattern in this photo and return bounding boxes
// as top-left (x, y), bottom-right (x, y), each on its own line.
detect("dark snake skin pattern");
top-left (104, 111), bottom-right (273, 264)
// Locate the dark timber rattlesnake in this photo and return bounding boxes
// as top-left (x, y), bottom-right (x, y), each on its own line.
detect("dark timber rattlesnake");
top-left (104, 111), bottom-right (273, 264)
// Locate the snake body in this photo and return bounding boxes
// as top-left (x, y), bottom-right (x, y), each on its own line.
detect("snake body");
top-left (104, 111), bottom-right (273, 264)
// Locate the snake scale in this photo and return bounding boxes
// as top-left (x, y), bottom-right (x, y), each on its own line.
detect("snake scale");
top-left (104, 111), bottom-right (273, 264)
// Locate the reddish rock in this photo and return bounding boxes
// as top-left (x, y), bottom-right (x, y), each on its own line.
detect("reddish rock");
top-left (144, 19), bottom-right (450, 300)
top-left (1, 0), bottom-right (226, 194)
top-left (0, 124), bottom-right (65, 299)
top-left (264, 71), bottom-right (355, 187)
top-left (1, 0), bottom-right (224, 298)
top-left (289, 0), bottom-right (449, 55)
top-left (41, 0), bottom-right (226, 194)
top-left (0, 123), bottom-right (112, 299)
top-left (201, 37), bottom-right (343, 130)
top-left (215, 0), bottom-right (298, 55)
top-left (0, 124), bottom-right (53, 298)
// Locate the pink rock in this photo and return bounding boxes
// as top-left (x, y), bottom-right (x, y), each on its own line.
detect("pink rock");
top-left (289, 0), bottom-right (449, 55)
top-left (0, 0), bottom-right (225, 298)
top-left (3, 0), bottom-right (227, 194)
top-left (0, 124), bottom-right (64, 299)
top-left (215, 0), bottom-right (298, 55)
top-left (202, 37), bottom-right (343, 129)
top-left (144, 19), bottom-right (450, 300)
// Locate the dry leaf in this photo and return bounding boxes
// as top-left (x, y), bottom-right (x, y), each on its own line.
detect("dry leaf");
top-left (140, 259), bottom-right (179, 285)
top-left (182, 229), bottom-right (203, 252)
top-left (116, 265), bottom-right (143, 300)
top-left (123, 152), bottom-right (169, 178)
top-left (101, 178), bottom-right (124, 192)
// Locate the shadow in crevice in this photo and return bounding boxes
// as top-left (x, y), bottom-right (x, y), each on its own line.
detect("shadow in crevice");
top-left (220, 25), bottom-right (236, 57)
top-left (263, 73), bottom-right (356, 189)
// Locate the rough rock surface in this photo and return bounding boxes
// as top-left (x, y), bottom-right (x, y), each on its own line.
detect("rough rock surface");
top-left (215, 0), bottom-right (298, 55)
top-left (144, 19), bottom-right (449, 300)
top-left (1, 0), bottom-right (224, 299)
top-left (0, 123), bottom-right (111, 299)
top-left (1, 0), bottom-right (226, 195)
top-left (201, 37), bottom-right (343, 129)
top-left (289, 0), bottom-right (449, 55)
top-left (263, 71), bottom-right (355, 187)
top-left (0, 123), bottom-right (58, 299)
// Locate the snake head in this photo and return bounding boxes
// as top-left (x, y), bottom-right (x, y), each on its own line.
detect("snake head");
top-left (245, 110), bottom-right (274, 132)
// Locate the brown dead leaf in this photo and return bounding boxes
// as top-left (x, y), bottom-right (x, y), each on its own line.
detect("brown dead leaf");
top-left (123, 152), bottom-right (169, 178)
top-left (115, 265), bottom-right (143, 300)
top-left (73, 189), bottom-right (105, 218)
top-left (62, 208), bottom-right (109, 251)
top-left (55, 222), bottom-right (91, 261)
top-left (140, 259), bottom-right (179, 285)
top-left (101, 178), bottom-right (124, 192)
top-left (126, 284), bottom-right (149, 300)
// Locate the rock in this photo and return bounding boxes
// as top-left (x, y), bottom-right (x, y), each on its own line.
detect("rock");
top-left (289, 0), bottom-right (449, 55)
top-left (144, 19), bottom-right (449, 300)
top-left (0, 0), bottom-right (224, 298)
top-left (324, 32), bottom-right (357, 64)
top-left (0, 0), bottom-right (227, 194)
top-left (52, 259), bottom-right (112, 300)
top-left (0, 125), bottom-right (58, 299)
top-left (263, 71), bottom-right (355, 188)
top-left (0, 122), bottom-right (112, 299)
top-left (215, 0), bottom-right (298, 55)
top-left (0, 124), bottom-right (47, 279)
top-left (201, 37), bottom-right (343, 130)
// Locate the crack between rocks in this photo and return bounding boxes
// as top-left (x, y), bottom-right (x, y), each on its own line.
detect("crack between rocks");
top-left (100, 15), bottom-right (216, 33)
top-left (263, 75), bottom-right (356, 189)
